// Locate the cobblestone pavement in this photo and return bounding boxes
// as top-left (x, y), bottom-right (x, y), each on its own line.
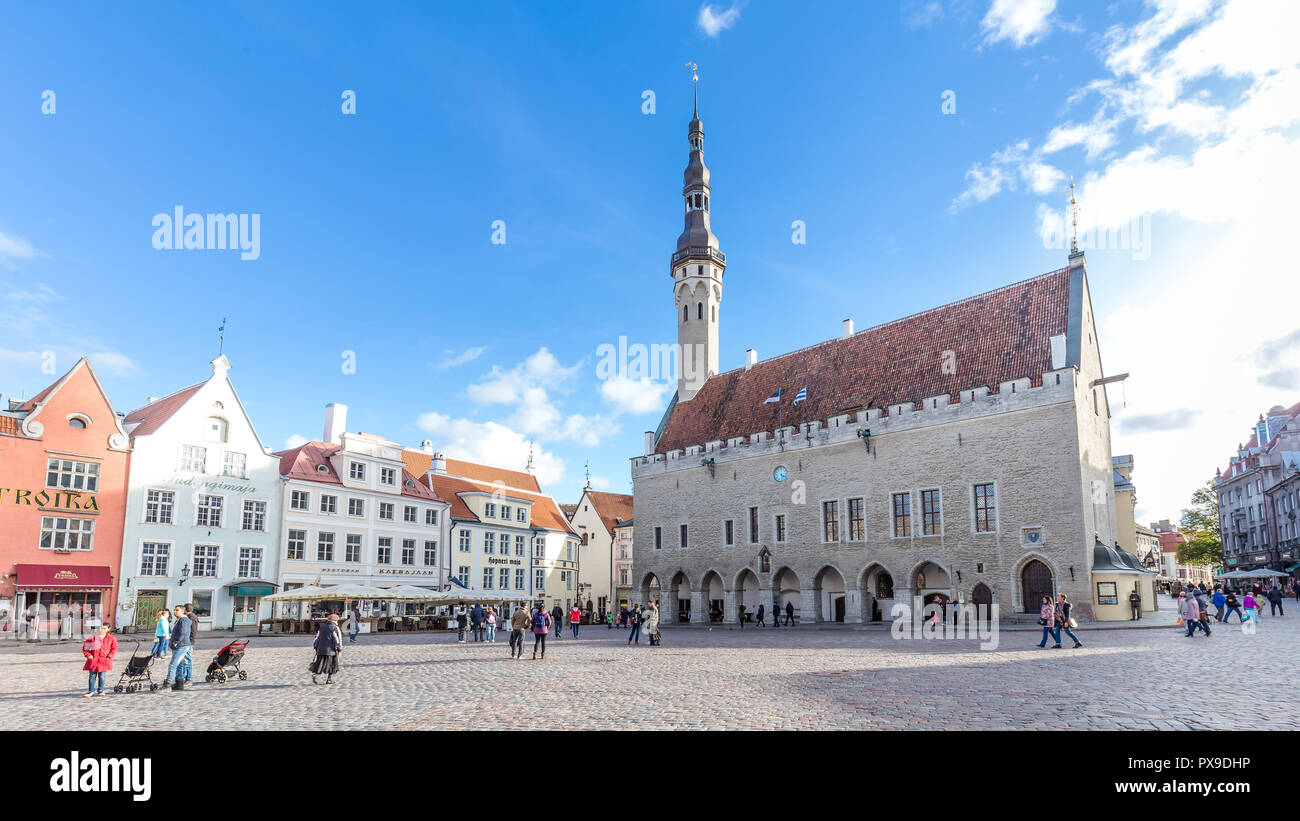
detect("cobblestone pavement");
top-left (2, 612), bottom-right (1294, 730)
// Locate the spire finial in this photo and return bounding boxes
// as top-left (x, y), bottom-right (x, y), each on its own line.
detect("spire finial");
top-left (525, 441), bottom-right (535, 473)
top-left (1066, 179), bottom-right (1079, 254)
top-left (584, 459), bottom-right (591, 490)
top-left (217, 317), bottom-right (227, 355)
top-left (686, 61), bottom-right (698, 115)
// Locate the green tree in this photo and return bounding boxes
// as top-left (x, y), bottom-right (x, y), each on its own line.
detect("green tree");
top-left (1177, 480), bottom-right (1222, 566)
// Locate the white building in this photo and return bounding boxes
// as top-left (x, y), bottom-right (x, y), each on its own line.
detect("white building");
top-left (274, 405), bottom-right (449, 616)
top-left (117, 356), bottom-right (282, 633)
top-left (566, 486), bottom-right (633, 617)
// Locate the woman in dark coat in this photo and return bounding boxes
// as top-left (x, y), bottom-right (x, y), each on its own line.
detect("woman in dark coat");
top-left (311, 613), bottom-right (343, 684)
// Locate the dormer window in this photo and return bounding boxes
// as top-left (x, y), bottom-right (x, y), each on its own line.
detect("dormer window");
top-left (205, 417), bottom-right (228, 443)
top-left (349, 462), bottom-right (365, 481)
top-left (68, 417), bottom-right (87, 429)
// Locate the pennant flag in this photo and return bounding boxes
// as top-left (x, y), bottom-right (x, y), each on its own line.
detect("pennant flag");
top-left (793, 386), bottom-right (808, 405)
top-left (763, 389), bottom-right (782, 404)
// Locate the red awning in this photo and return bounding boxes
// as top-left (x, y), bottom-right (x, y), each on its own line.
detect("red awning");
top-left (15, 563), bottom-right (112, 590)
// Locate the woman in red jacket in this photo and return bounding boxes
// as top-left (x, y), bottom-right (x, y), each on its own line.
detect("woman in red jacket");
top-left (81, 623), bottom-right (118, 698)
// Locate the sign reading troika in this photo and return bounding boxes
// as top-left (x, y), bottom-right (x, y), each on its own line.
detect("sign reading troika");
top-left (0, 488), bottom-right (100, 511)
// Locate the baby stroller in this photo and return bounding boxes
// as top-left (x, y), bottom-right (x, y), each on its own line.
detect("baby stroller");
top-left (648, 628), bottom-right (662, 646)
top-left (204, 639), bottom-right (249, 684)
top-left (113, 642), bottom-right (160, 693)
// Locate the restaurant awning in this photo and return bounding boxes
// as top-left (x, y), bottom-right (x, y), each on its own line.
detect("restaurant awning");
top-left (15, 563), bottom-right (112, 590)
top-left (224, 579), bottom-right (279, 597)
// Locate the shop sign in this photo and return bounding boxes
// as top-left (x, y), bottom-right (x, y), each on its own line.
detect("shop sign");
top-left (487, 557), bottom-right (522, 566)
top-left (0, 488), bottom-right (100, 511)
top-left (1096, 581), bottom-right (1118, 606)
top-left (163, 474), bottom-right (260, 495)
top-left (375, 568), bottom-right (440, 576)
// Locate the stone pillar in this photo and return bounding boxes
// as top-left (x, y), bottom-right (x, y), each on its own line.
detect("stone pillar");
top-left (723, 590), bottom-right (738, 624)
top-left (760, 587), bottom-right (774, 624)
top-left (893, 586), bottom-right (914, 626)
top-left (690, 590), bottom-right (706, 624)
top-left (800, 588), bottom-right (818, 625)
top-left (844, 587), bottom-right (864, 624)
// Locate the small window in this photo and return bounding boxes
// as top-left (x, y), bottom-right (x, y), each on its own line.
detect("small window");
top-left (68, 417), bottom-right (86, 429)
top-left (697, 302), bottom-right (703, 319)
top-left (683, 305), bottom-right (689, 322)
top-left (205, 417), bottom-right (228, 443)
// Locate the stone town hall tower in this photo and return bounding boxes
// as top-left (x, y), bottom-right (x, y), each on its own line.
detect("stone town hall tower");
top-left (672, 85), bottom-right (725, 402)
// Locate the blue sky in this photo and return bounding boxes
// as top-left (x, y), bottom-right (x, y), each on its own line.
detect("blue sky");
top-left (2, 1), bottom-right (1296, 517)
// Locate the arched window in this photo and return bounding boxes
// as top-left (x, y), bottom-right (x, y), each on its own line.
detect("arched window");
top-left (205, 417), bottom-right (228, 443)
top-left (697, 302), bottom-right (703, 319)
top-left (683, 305), bottom-right (689, 322)
top-left (876, 572), bottom-right (894, 599)
top-left (68, 417), bottom-right (86, 429)
top-left (711, 305), bottom-right (716, 322)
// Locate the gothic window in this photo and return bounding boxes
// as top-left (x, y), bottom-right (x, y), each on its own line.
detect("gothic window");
top-left (697, 302), bottom-right (703, 319)
top-left (683, 305), bottom-right (689, 322)
top-left (876, 572), bottom-right (894, 600)
top-left (704, 195), bottom-right (709, 211)
top-left (711, 305), bottom-right (716, 322)
top-left (697, 265), bottom-right (703, 276)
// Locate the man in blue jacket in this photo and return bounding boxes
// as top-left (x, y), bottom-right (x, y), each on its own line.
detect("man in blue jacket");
top-left (1212, 588), bottom-right (1226, 622)
top-left (160, 604), bottom-right (192, 692)
top-left (470, 603), bottom-right (485, 642)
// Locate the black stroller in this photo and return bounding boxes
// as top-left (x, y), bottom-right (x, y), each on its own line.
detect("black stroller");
top-left (113, 642), bottom-right (160, 693)
top-left (204, 639), bottom-right (249, 684)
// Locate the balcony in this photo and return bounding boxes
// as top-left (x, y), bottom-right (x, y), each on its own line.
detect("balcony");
top-left (671, 246), bottom-right (726, 268)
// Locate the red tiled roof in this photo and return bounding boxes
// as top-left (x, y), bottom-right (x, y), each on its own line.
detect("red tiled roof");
top-left (15, 381), bottom-right (58, 412)
top-left (443, 458), bottom-right (541, 493)
top-left (275, 441), bottom-right (443, 501)
top-left (122, 383), bottom-right (204, 439)
top-left (424, 472), bottom-right (576, 534)
top-left (656, 268), bottom-right (1071, 454)
top-left (583, 491), bottom-right (634, 534)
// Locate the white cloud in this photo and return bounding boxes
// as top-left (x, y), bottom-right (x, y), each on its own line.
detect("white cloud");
top-left (903, 0), bottom-right (944, 29)
top-left (698, 2), bottom-right (743, 37)
top-left (0, 230), bottom-right (38, 263)
top-left (434, 346), bottom-right (485, 370)
top-left (466, 347), bottom-right (580, 405)
top-left (587, 475), bottom-right (612, 490)
top-left (87, 351), bottom-right (141, 378)
top-left (599, 375), bottom-right (673, 415)
top-left (284, 434), bottom-right (309, 449)
top-left (981, 0), bottom-right (1056, 48)
top-left (416, 412), bottom-right (566, 486)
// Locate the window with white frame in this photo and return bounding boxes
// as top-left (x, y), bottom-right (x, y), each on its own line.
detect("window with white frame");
top-left (140, 542), bottom-right (170, 575)
top-left (973, 483), bottom-right (997, 533)
top-left (892, 492), bottom-right (912, 537)
top-left (458, 566), bottom-right (470, 587)
top-left (501, 504), bottom-right (511, 520)
top-left (459, 530), bottom-right (472, 552)
top-left (317, 532), bottom-right (335, 561)
top-left (425, 508), bottom-right (438, 526)
top-left (286, 529), bottom-right (306, 560)
top-left (535, 568), bottom-right (546, 591)
top-left (484, 532), bottom-right (495, 555)
top-left (620, 568), bottom-right (629, 585)
top-left (533, 537), bottom-right (545, 558)
top-left (40, 516), bottom-right (94, 550)
top-left (47, 458), bottom-right (100, 492)
top-left (848, 497), bottom-right (865, 541)
top-left (516, 508), bottom-right (526, 523)
top-left (349, 462), bottom-right (366, 481)
top-left (423, 540), bottom-right (437, 565)
top-left (290, 490), bottom-right (310, 511)
top-left (822, 500), bottom-right (840, 542)
top-left (498, 567), bottom-right (509, 589)
top-left (515, 568), bottom-right (526, 590)
top-left (348, 498), bottom-right (365, 517)
top-left (180, 445), bottom-right (207, 473)
top-left (345, 534), bottom-right (362, 563)
top-left (482, 567), bottom-right (494, 589)
top-left (515, 534), bottom-right (526, 557)
top-left (144, 489), bottom-right (175, 524)
top-left (192, 544), bottom-right (219, 577)
top-left (319, 494), bottom-right (337, 514)
top-left (238, 546), bottom-right (263, 578)
top-left (921, 489), bottom-right (942, 535)
top-left (380, 467), bottom-right (396, 486)
top-left (500, 533), bottom-right (510, 555)
top-left (401, 539), bottom-right (415, 565)
top-left (223, 451), bottom-right (247, 479)
top-left (241, 500), bottom-right (267, 531)
top-left (404, 505), bottom-right (417, 523)
top-left (485, 502), bottom-right (497, 518)
top-left (377, 537), bottom-right (393, 565)
top-left (196, 494), bottom-right (223, 528)
top-left (378, 502), bottom-right (394, 521)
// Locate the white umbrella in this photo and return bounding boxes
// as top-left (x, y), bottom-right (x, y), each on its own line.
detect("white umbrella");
top-left (326, 583), bottom-right (392, 600)
top-left (263, 585), bottom-right (329, 602)
top-left (382, 585), bottom-right (441, 601)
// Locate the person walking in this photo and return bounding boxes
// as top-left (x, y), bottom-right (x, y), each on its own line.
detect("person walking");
top-left (456, 603), bottom-right (468, 643)
top-left (1128, 589), bottom-right (1142, 620)
top-left (550, 604), bottom-right (565, 640)
top-left (80, 622), bottom-right (118, 698)
top-left (1212, 588), bottom-right (1226, 622)
top-left (644, 601), bottom-right (660, 646)
top-left (1267, 586), bottom-right (1284, 616)
top-left (784, 601), bottom-right (795, 627)
top-left (470, 602), bottom-right (485, 642)
top-left (627, 604), bottom-right (643, 645)
top-left (509, 606), bottom-right (530, 659)
top-left (772, 604), bottom-right (780, 628)
top-left (1184, 591), bottom-right (1210, 637)
top-left (485, 607), bottom-right (498, 642)
top-left (531, 605), bottom-right (552, 660)
top-left (180, 604), bottom-right (199, 685)
top-left (159, 604), bottom-right (192, 692)
top-left (348, 602), bottom-right (362, 643)
top-left (1036, 596), bottom-right (1061, 648)
top-left (1223, 591), bottom-right (1244, 623)
top-left (737, 603), bottom-right (747, 629)
top-left (756, 603), bottom-right (765, 628)
top-left (311, 613), bottom-right (343, 684)
top-left (151, 609), bottom-right (170, 658)
top-left (569, 605), bottom-right (581, 639)
top-left (1243, 592), bottom-right (1260, 624)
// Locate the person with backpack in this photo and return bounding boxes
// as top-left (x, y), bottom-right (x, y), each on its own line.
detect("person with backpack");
top-left (470, 602), bottom-right (486, 642)
top-left (550, 604), bottom-right (564, 640)
top-left (1184, 591), bottom-right (1210, 637)
top-left (509, 606), bottom-right (530, 659)
top-left (531, 606), bottom-right (552, 660)
top-left (1223, 591), bottom-right (1244, 623)
top-left (627, 604), bottom-right (643, 645)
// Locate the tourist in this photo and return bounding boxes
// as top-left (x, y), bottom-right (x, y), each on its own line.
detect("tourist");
top-left (1243, 591), bottom-right (1260, 623)
top-left (606, 611), bottom-right (614, 629)
top-left (180, 604), bottom-right (199, 685)
top-left (1128, 589), bottom-right (1141, 620)
top-left (569, 604), bottom-right (581, 638)
top-left (1054, 594), bottom-right (1083, 648)
top-left (456, 603), bottom-right (468, 643)
top-left (509, 606), bottom-right (530, 659)
top-left (1267, 586), bottom-right (1285, 616)
top-left (348, 602), bottom-right (362, 644)
top-left (1212, 588), bottom-right (1226, 622)
top-left (618, 605), bottom-right (628, 629)
top-left (531, 605), bottom-right (552, 660)
top-left (159, 604), bottom-right (192, 692)
top-left (471, 602), bottom-right (485, 642)
top-left (1223, 591), bottom-right (1244, 623)
top-left (737, 602), bottom-right (746, 629)
top-left (644, 601), bottom-right (660, 646)
top-left (311, 613), bottom-right (343, 684)
top-left (80, 622), bottom-right (118, 698)
top-left (627, 604), bottom-right (643, 645)
top-left (151, 609), bottom-right (170, 658)
top-left (1184, 591), bottom-right (1210, 637)
top-left (550, 604), bottom-right (564, 640)
top-left (485, 607), bottom-right (498, 643)
top-left (1036, 596), bottom-right (1061, 648)
top-left (784, 601), bottom-right (795, 626)
top-left (756, 603), bottom-right (765, 628)
top-left (772, 604), bottom-right (780, 628)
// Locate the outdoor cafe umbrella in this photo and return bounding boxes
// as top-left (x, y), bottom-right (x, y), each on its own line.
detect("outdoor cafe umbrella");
top-left (263, 585), bottom-right (329, 602)
top-left (381, 585), bottom-right (442, 601)
top-left (326, 583), bottom-right (393, 600)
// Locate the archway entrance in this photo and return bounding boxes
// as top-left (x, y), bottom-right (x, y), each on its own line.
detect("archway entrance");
top-left (815, 566), bottom-right (846, 623)
top-left (1021, 560), bottom-right (1054, 613)
top-left (736, 569), bottom-right (759, 623)
top-left (774, 567), bottom-right (800, 625)
top-left (971, 582), bottom-right (993, 624)
top-left (671, 571), bottom-right (691, 623)
top-left (702, 571), bottom-right (725, 622)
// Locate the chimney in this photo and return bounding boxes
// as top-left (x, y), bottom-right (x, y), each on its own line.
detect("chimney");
top-left (420, 439), bottom-right (434, 454)
top-left (431, 452), bottom-right (447, 474)
top-left (842, 319), bottom-right (854, 338)
top-left (644, 431), bottom-right (655, 456)
top-left (745, 349), bottom-right (757, 370)
top-left (147, 396), bottom-right (159, 404)
top-left (324, 403), bottom-right (348, 445)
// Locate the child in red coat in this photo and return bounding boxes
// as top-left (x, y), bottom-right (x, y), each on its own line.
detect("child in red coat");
top-left (81, 623), bottom-right (118, 697)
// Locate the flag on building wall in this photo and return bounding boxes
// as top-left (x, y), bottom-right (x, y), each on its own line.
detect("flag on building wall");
top-left (763, 389), bottom-right (782, 404)
top-left (793, 386), bottom-right (807, 405)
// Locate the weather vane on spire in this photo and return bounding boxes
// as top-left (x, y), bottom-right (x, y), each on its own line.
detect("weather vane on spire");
top-left (685, 61), bottom-right (698, 82)
top-left (1066, 179), bottom-right (1080, 254)
top-left (217, 317), bottom-right (227, 355)
top-left (584, 459), bottom-right (591, 490)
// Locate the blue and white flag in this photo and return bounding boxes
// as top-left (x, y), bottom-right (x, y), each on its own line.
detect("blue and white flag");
top-left (763, 389), bottom-right (782, 404)
top-left (793, 386), bottom-right (808, 405)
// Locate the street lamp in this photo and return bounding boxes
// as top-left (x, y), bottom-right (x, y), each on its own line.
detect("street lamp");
top-left (178, 563), bottom-right (190, 588)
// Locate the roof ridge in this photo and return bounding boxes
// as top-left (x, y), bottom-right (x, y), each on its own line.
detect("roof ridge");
top-left (122, 380), bottom-right (206, 420)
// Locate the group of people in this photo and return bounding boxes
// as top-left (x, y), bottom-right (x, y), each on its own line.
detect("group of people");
top-left (1036, 594), bottom-right (1084, 649)
top-left (1176, 580), bottom-right (1290, 637)
top-left (77, 603), bottom-right (202, 697)
top-left (735, 601), bottom-right (797, 628)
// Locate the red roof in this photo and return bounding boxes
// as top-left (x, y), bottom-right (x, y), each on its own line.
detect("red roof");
top-left (424, 472), bottom-right (576, 534)
top-left (122, 383), bottom-right (204, 439)
top-left (274, 441), bottom-right (443, 501)
top-left (582, 490), bottom-right (634, 534)
top-left (655, 268), bottom-right (1071, 454)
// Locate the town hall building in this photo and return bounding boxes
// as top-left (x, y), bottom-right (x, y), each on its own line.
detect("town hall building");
top-left (631, 92), bottom-right (1145, 625)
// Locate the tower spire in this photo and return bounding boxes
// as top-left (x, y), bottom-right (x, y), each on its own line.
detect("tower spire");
top-left (1066, 179), bottom-right (1079, 254)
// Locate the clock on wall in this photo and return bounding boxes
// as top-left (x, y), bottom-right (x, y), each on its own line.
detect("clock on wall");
top-left (773, 466), bottom-right (787, 482)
